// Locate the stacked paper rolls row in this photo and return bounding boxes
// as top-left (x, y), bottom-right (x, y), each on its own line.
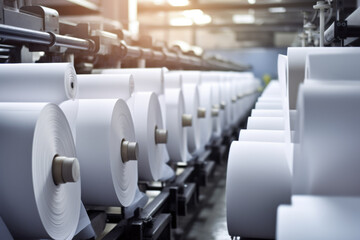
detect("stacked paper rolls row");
top-left (0, 63), bottom-right (260, 238)
top-left (227, 77), bottom-right (293, 239)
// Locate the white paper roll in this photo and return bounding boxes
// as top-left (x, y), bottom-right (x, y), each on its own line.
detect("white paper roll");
top-left (77, 74), bottom-right (134, 99)
top-left (0, 103), bottom-right (80, 239)
top-left (164, 72), bottom-right (182, 89)
top-left (293, 83), bottom-right (360, 196)
top-left (127, 92), bottom-right (165, 181)
top-left (251, 109), bottom-right (284, 117)
top-left (164, 88), bottom-right (189, 162)
top-left (198, 83), bottom-right (213, 147)
top-left (182, 83), bottom-right (201, 154)
top-left (239, 129), bottom-right (285, 142)
top-left (0, 63), bottom-right (77, 103)
top-left (73, 99), bottom-right (137, 207)
top-left (277, 196), bottom-right (360, 240)
top-left (305, 52), bottom-right (360, 82)
top-left (226, 141), bottom-right (291, 239)
top-left (247, 117), bottom-right (284, 130)
top-left (98, 68), bottom-right (167, 95)
top-left (179, 70), bottom-right (201, 85)
top-left (287, 47), bottom-right (360, 109)
top-left (255, 102), bottom-right (283, 110)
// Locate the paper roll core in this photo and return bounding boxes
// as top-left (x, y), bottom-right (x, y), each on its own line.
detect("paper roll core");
top-left (231, 97), bottom-right (237, 103)
top-left (197, 107), bottom-right (206, 118)
top-left (211, 108), bottom-right (220, 117)
top-left (182, 114), bottom-right (193, 127)
top-left (121, 139), bottom-right (139, 163)
top-left (155, 126), bottom-right (168, 144)
top-left (52, 155), bottom-right (80, 185)
top-left (237, 94), bottom-right (243, 99)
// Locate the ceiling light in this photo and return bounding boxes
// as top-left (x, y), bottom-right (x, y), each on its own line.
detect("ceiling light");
top-left (268, 7), bottom-right (286, 13)
top-left (168, 0), bottom-right (189, 7)
top-left (194, 14), bottom-right (212, 25)
top-left (248, 0), bottom-right (256, 4)
top-left (232, 14), bottom-right (255, 24)
top-left (170, 17), bottom-right (193, 26)
top-left (182, 9), bottom-right (203, 18)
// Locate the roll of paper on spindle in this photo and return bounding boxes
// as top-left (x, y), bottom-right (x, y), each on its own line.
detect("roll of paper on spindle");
top-left (0, 103), bottom-right (80, 239)
top-left (0, 63), bottom-right (77, 103)
top-left (226, 141), bottom-right (291, 239)
top-left (246, 117), bottom-right (284, 130)
top-left (77, 74), bottom-right (134, 100)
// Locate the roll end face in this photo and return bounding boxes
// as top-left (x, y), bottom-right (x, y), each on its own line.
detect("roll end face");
top-left (121, 140), bottom-right (139, 163)
top-left (197, 107), bottom-right (206, 118)
top-left (155, 127), bottom-right (168, 144)
top-left (53, 155), bottom-right (80, 185)
top-left (182, 114), bottom-right (193, 127)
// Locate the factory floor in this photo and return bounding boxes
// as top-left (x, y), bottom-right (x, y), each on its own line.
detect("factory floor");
top-left (173, 161), bottom-right (230, 240)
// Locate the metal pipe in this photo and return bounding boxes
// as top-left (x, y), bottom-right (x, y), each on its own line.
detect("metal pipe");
top-left (0, 23), bottom-right (94, 51)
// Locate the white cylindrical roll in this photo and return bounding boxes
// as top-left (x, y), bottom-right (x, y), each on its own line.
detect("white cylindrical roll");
top-left (127, 92), bottom-right (165, 181)
top-left (305, 52), bottom-right (360, 82)
top-left (247, 117), bottom-right (284, 130)
top-left (182, 83), bottom-right (201, 154)
top-left (226, 141), bottom-right (291, 239)
top-left (251, 109), bottom-right (284, 117)
top-left (210, 82), bottom-right (222, 137)
top-left (164, 88), bottom-right (189, 162)
top-left (287, 47), bottom-right (360, 109)
top-left (277, 196), bottom-right (360, 240)
top-left (179, 70), bottom-right (201, 85)
top-left (74, 99), bottom-right (137, 207)
top-left (293, 83), bottom-right (360, 196)
top-left (198, 83), bottom-right (213, 147)
top-left (164, 72), bottom-right (182, 89)
top-left (239, 129), bottom-right (285, 142)
top-left (0, 63), bottom-right (77, 103)
top-left (77, 74), bottom-right (134, 99)
top-left (97, 68), bottom-right (167, 95)
top-left (255, 102), bottom-right (283, 110)
top-left (0, 103), bottom-right (80, 239)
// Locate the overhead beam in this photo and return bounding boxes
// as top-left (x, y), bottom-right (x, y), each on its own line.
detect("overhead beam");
top-left (138, 2), bottom-right (315, 13)
top-left (140, 23), bottom-right (302, 32)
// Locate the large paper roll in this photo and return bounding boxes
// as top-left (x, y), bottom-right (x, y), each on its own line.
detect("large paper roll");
top-left (226, 141), bottom-right (291, 239)
top-left (182, 83), bottom-right (201, 154)
top-left (277, 196), bottom-right (360, 240)
top-left (71, 99), bottom-right (138, 207)
top-left (0, 63), bottom-right (77, 103)
top-left (247, 117), bottom-right (284, 130)
top-left (97, 68), bottom-right (167, 95)
top-left (287, 47), bottom-right (360, 109)
top-left (202, 72), bottom-right (223, 137)
top-left (293, 83), bottom-right (360, 196)
top-left (251, 109), bottom-right (284, 117)
top-left (127, 92), bottom-right (165, 181)
top-left (198, 83), bottom-right (213, 147)
top-left (178, 70), bottom-right (201, 85)
top-left (0, 103), bottom-right (80, 239)
top-left (255, 102), bottom-right (283, 110)
top-left (164, 88), bottom-right (189, 162)
top-left (239, 129), bottom-right (285, 142)
top-left (305, 52), bottom-right (360, 82)
top-left (77, 74), bottom-right (134, 99)
top-left (164, 72), bottom-right (182, 89)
